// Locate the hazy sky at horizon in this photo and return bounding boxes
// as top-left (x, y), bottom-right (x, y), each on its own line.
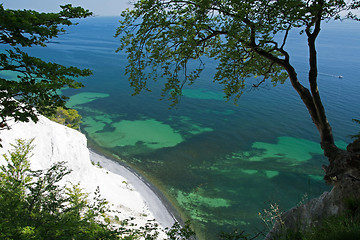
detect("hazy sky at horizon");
top-left (1, 0), bottom-right (132, 16)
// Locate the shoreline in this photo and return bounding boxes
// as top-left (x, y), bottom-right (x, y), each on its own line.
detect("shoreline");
top-left (89, 148), bottom-right (182, 229)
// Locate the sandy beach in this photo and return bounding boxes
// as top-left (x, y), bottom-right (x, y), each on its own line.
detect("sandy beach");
top-left (89, 149), bottom-right (177, 229)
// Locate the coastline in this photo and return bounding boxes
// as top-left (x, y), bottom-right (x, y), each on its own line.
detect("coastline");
top-left (89, 148), bottom-right (181, 229)
top-left (0, 116), bottom-right (183, 235)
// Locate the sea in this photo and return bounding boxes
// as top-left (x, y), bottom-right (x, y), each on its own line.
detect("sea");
top-left (1, 16), bottom-right (359, 239)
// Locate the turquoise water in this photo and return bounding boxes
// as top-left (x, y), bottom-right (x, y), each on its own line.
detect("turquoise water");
top-left (2, 17), bottom-right (359, 238)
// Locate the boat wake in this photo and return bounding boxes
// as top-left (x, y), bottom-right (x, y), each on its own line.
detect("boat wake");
top-left (318, 72), bottom-right (343, 78)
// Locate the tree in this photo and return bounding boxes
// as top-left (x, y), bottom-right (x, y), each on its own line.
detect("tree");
top-left (0, 4), bottom-right (92, 131)
top-left (117, 0), bottom-right (360, 235)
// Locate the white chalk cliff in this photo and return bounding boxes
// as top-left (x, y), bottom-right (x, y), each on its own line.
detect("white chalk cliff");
top-left (0, 115), bottom-right (175, 234)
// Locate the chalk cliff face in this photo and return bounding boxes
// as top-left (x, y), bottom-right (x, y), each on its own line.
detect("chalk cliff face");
top-left (0, 116), bottom-right (157, 227)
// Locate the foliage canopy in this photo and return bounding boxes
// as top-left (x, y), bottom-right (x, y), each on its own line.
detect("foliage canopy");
top-left (0, 4), bottom-right (92, 130)
top-left (117, 0), bottom-right (359, 104)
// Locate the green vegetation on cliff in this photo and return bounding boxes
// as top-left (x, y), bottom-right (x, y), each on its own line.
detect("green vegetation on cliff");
top-left (48, 107), bottom-right (82, 130)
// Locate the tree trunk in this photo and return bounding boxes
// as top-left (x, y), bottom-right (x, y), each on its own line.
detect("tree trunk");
top-left (260, 2), bottom-right (360, 238)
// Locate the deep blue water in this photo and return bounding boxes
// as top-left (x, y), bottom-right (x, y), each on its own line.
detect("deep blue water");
top-left (2, 16), bottom-right (359, 239)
